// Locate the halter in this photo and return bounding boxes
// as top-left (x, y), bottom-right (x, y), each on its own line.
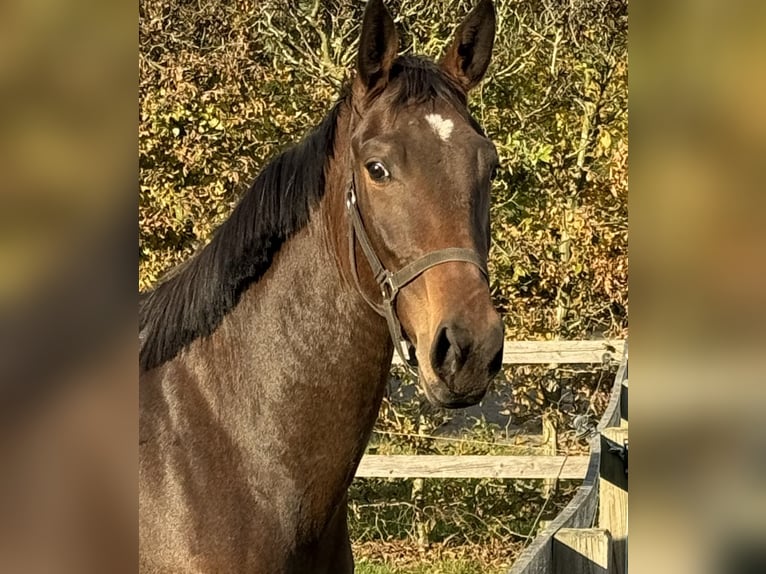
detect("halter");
top-left (345, 176), bottom-right (488, 373)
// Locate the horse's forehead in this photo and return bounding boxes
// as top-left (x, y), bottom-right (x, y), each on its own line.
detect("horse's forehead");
top-left (394, 107), bottom-right (474, 146)
top-left (424, 113), bottom-right (454, 142)
top-left (357, 102), bottom-right (485, 159)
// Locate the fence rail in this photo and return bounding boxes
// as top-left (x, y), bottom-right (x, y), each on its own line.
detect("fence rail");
top-left (391, 339), bottom-right (625, 367)
top-left (356, 455), bottom-right (590, 480)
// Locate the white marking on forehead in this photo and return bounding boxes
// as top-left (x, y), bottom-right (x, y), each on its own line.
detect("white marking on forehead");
top-left (425, 113), bottom-right (454, 141)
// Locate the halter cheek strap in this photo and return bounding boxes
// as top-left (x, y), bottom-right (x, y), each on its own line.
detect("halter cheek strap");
top-left (345, 180), bottom-right (488, 373)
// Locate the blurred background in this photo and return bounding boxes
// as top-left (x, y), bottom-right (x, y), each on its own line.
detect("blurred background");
top-left (0, 0), bottom-right (136, 572)
top-left (630, 0), bottom-right (766, 572)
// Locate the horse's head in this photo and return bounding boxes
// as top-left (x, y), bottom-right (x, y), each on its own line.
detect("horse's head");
top-left (344, 0), bottom-right (504, 408)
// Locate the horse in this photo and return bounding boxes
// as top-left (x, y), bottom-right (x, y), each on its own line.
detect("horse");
top-left (139, 0), bottom-right (503, 571)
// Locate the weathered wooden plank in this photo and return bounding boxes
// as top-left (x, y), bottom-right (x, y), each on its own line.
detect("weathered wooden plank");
top-left (355, 455), bottom-right (589, 479)
top-left (553, 528), bottom-right (613, 574)
top-left (501, 340), bottom-right (625, 365)
top-left (391, 339), bottom-right (625, 366)
top-left (599, 428), bottom-right (628, 574)
top-left (599, 345), bottom-right (629, 430)
top-left (620, 379), bottom-right (628, 427)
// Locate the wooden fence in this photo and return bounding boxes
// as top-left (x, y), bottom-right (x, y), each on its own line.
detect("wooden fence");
top-left (354, 338), bottom-right (629, 574)
top-left (508, 342), bottom-right (628, 574)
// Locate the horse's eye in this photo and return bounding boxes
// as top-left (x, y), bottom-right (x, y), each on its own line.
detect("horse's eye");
top-left (365, 161), bottom-right (390, 182)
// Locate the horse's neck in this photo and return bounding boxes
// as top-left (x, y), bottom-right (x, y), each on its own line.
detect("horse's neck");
top-left (182, 192), bottom-right (392, 526)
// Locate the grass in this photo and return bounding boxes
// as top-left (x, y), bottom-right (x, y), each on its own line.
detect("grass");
top-left (356, 558), bottom-right (506, 574)
top-left (353, 541), bottom-right (516, 574)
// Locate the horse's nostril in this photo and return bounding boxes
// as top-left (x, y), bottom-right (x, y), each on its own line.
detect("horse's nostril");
top-left (431, 323), bottom-right (472, 378)
top-left (431, 325), bottom-right (453, 375)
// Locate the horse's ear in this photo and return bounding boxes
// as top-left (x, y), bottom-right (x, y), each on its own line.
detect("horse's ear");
top-left (440, 0), bottom-right (496, 92)
top-left (356, 0), bottom-right (399, 97)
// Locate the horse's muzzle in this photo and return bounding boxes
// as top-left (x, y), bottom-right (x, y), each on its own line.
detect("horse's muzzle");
top-left (425, 314), bottom-right (504, 408)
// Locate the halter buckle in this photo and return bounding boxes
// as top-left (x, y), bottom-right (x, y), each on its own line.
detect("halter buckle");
top-left (345, 187), bottom-right (357, 209)
top-left (381, 273), bottom-right (397, 301)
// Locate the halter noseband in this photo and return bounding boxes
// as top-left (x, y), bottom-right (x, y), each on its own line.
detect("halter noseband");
top-left (345, 177), bottom-right (488, 373)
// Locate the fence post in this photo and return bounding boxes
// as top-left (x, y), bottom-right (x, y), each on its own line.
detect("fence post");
top-left (542, 409), bottom-right (558, 498)
top-left (412, 411), bottom-right (429, 552)
top-left (553, 528), bottom-right (613, 574)
top-left (411, 477), bottom-right (428, 551)
top-left (599, 427), bottom-right (628, 574)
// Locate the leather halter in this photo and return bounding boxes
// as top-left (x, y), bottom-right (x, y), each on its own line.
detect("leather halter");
top-left (345, 176), bottom-right (488, 373)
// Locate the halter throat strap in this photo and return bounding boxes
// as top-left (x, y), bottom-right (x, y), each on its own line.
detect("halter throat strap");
top-left (345, 180), bottom-right (488, 372)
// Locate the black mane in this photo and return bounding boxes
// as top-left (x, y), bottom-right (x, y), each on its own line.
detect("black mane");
top-left (139, 57), bottom-right (468, 373)
top-left (140, 100), bottom-right (343, 372)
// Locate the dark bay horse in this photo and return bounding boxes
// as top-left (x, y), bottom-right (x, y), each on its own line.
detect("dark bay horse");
top-left (139, 0), bottom-right (503, 571)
